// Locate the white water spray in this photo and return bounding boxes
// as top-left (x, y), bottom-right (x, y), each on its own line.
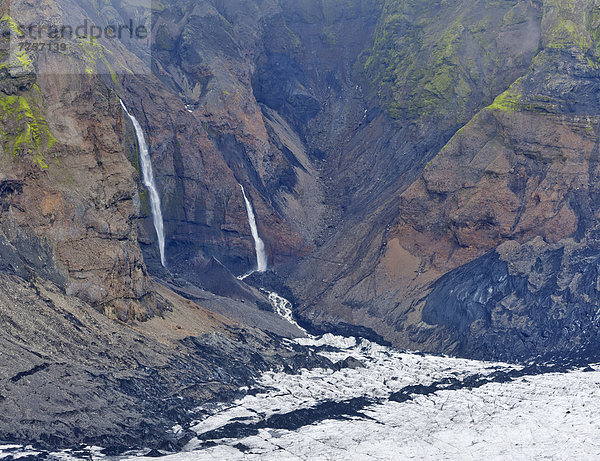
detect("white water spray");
top-left (240, 184), bottom-right (267, 272)
top-left (120, 100), bottom-right (166, 267)
top-left (263, 289), bottom-right (311, 336)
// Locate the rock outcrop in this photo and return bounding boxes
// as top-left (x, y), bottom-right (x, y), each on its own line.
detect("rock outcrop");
top-left (1, 6), bottom-right (154, 321)
top-left (5, 0), bottom-right (600, 448)
top-left (288, 0), bottom-right (600, 362)
top-left (0, 272), bottom-right (329, 450)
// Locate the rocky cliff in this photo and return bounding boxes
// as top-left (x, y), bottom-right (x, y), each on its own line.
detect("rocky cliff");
top-left (4, 0), bottom-right (600, 449)
top-left (0, 14), bottom-right (153, 321)
top-left (0, 0), bottom-right (321, 448)
top-left (5, 0), bottom-right (600, 361)
top-left (287, 0), bottom-right (600, 362)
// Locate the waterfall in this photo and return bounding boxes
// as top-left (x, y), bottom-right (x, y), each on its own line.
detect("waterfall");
top-left (120, 100), bottom-right (166, 267)
top-left (240, 184), bottom-right (267, 272)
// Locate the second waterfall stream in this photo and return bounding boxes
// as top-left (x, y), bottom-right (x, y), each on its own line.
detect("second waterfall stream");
top-left (240, 184), bottom-right (267, 272)
top-left (120, 100), bottom-right (167, 267)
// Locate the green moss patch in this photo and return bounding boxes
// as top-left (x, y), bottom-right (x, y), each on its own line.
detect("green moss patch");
top-left (364, 0), bottom-right (540, 122)
top-left (0, 14), bottom-right (24, 36)
top-left (0, 93), bottom-right (57, 169)
top-left (487, 86), bottom-right (522, 112)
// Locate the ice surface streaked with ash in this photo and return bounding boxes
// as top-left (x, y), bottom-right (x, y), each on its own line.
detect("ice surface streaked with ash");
top-left (120, 100), bottom-right (167, 267)
top-left (3, 332), bottom-right (600, 460)
top-left (120, 332), bottom-right (600, 460)
top-left (4, 294), bottom-right (600, 460)
top-left (240, 184), bottom-right (267, 272)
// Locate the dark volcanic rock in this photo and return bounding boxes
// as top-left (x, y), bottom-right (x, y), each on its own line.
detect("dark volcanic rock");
top-left (0, 273), bottom-right (327, 451)
top-left (335, 356), bottom-right (365, 370)
top-left (413, 236), bottom-right (600, 363)
top-left (279, 0), bottom-right (600, 363)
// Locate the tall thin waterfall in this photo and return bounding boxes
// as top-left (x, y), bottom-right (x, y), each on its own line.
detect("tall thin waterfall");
top-left (120, 100), bottom-right (166, 267)
top-left (240, 184), bottom-right (267, 272)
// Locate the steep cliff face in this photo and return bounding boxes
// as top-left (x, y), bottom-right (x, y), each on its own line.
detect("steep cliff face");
top-left (277, 0), bottom-right (542, 348)
top-left (1, 0), bottom-right (312, 323)
top-left (4, 0), bottom-right (600, 410)
top-left (0, 6), bottom-right (154, 321)
top-left (391, 0), bottom-right (600, 360)
top-left (288, 0), bottom-right (600, 362)
top-left (145, 0), bottom-right (314, 277)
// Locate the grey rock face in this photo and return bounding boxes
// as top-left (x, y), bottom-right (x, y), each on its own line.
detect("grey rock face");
top-left (415, 236), bottom-right (600, 362)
